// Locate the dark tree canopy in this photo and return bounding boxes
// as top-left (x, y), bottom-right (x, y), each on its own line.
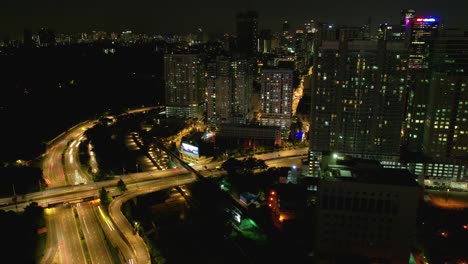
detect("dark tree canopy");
top-left (0, 165), bottom-right (44, 197)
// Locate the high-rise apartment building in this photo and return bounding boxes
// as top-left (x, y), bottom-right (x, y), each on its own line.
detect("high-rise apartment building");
top-left (362, 16), bottom-right (372, 40)
top-left (308, 39), bottom-right (408, 175)
top-left (423, 27), bottom-right (468, 163)
top-left (206, 57), bottom-right (231, 125)
top-left (206, 57), bottom-right (253, 127)
top-left (235, 11), bottom-right (258, 57)
top-left (293, 20), bottom-right (316, 73)
top-left (164, 54), bottom-right (206, 119)
top-left (258, 29), bottom-right (273, 54)
top-left (377, 23), bottom-right (404, 41)
top-left (260, 68), bottom-right (294, 131)
top-left (231, 59), bottom-right (253, 124)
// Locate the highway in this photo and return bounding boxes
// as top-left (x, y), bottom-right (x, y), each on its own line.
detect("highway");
top-left (76, 201), bottom-right (114, 264)
top-left (33, 120), bottom-right (95, 264)
top-left (42, 121), bottom-right (96, 187)
top-left (47, 205), bottom-right (87, 264)
top-left (0, 147), bottom-right (309, 212)
top-left (65, 135), bottom-right (90, 185)
top-left (0, 148), bottom-right (307, 264)
top-left (0, 105), bottom-right (309, 264)
top-left (37, 107), bottom-right (159, 264)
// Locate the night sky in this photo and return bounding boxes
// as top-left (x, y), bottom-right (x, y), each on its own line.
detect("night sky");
top-left (1, 0), bottom-right (468, 38)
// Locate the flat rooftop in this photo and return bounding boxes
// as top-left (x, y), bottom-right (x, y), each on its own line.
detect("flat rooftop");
top-left (327, 165), bottom-right (419, 187)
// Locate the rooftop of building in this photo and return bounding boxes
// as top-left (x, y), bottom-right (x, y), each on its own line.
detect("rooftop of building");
top-left (336, 157), bottom-right (383, 169)
top-left (219, 123), bottom-right (281, 130)
top-left (325, 157), bottom-right (419, 187)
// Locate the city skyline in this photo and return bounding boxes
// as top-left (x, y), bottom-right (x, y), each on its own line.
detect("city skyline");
top-left (2, 0), bottom-right (468, 38)
top-left (0, 3), bottom-right (467, 262)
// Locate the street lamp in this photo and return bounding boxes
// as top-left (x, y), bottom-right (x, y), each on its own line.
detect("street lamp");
top-left (446, 188), bottom-right (450, 203)
top-left (134, 221), bottom-right (140, 235)
top-left (12, 184), bottom-right (18, 212)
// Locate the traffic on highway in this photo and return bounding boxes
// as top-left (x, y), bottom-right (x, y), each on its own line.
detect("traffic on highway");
top-left (0, 106), bottom-right (308, 264)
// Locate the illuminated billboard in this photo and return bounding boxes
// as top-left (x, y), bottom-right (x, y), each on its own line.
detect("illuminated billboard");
top-left (416, 18), bottom-right (436, 22)
top-left (181, 142), bottom-right (199, 156)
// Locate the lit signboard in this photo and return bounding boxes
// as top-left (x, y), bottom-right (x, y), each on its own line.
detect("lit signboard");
top-left (416, 17), bottom-right (437, 22)
top-left (181, 143), bottom-right (199, 156)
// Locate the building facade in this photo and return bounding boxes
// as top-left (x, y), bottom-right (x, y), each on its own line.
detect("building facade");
top-left (206, 56), bottom-right (232, 125)
top-left (403, 16), bottom-right (440, 153)
top-left (164, 54), bottom-right (206, 119)
top-left (260, 68), bottom-right (294, 131)
top-left (315, 164), bottom-right (420, 263)
top-left (206, 57), bottom-right (253, 127)
top-left (236, 11), bottom-right (259, 57)
top-left (308, 39), bottom-right (408, 175)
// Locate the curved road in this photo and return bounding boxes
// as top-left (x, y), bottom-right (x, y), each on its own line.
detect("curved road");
top-left (14, 104), bottom-right (465, 264)
top-left (38, 107), bottom-right (158, 264)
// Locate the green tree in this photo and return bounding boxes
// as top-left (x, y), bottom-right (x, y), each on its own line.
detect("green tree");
top-left (99, 187), bottom-right (111, 207)
top-left (117, 178), bottom-right (127, 192)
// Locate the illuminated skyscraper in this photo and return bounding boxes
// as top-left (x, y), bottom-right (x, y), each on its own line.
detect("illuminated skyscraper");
top-left (260, 67), bottom-right (294, 130)
top-left (408, 17), bottom-right (440, 69)
top-left (231, 59), bottom-right (253, 124)
top-left (403, 16), bottom-right (440, 154)
top-left (423, 28), bottom-right (468, 163)
top-left (308, 39), bottom-right (408, 176)
top-left (206, 57), bottom-right (231, 126)
top-left (164, 54), bottom-right (205, 119)
top-left (206, 57), bottom-right (253, 126)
